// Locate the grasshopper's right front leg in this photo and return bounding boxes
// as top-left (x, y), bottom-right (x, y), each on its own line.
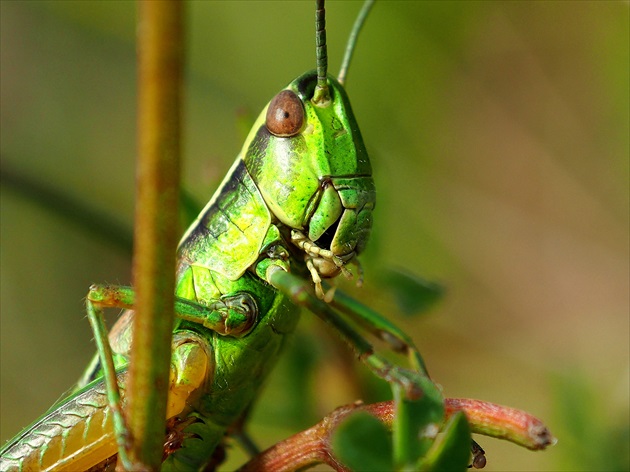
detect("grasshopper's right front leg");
top-left (263, 267), bottom-right (426, 400)
top-left (85, 283), bottom-right (258, 468)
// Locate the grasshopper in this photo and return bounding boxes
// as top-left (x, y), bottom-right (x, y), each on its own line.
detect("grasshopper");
top-left (0, 1), bottom-right (432, 470)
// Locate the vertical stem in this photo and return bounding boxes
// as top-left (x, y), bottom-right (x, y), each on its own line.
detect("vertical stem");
top-left (127, 1), bottom-right (184, 469)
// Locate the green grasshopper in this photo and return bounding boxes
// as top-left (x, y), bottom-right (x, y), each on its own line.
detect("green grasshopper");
top-left (0, 1), bottom-right (433, 470)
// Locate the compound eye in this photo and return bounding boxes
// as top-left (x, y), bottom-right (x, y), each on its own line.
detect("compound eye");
top-left (265, 90), bottom-right (304, 137)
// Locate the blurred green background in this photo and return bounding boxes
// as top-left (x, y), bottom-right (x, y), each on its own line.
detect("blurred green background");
top-left (1, 1), bottom-right (628, 470)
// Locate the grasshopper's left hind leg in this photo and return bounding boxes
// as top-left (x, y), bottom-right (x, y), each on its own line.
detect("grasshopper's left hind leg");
top-left (85, 283), bottom-right (256, 468)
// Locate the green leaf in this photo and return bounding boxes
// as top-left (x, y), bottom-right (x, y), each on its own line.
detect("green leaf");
top-left (419, 411), bottom-right (471, 472)
top-left (379, 268), bottom-right (444, 316)
top-left (331, 411), bottom-right (393, 471)
top-left (393, 376), bottom-right (445, 468)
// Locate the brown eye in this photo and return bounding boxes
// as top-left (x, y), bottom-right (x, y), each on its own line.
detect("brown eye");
top-left (265, 90), bottom-right (304, 137)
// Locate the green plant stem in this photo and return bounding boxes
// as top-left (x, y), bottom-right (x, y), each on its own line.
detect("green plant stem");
top-left (126, 1), bottom-right (184, 469)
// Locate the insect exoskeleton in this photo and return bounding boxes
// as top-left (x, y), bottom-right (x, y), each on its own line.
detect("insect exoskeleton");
top-left (245, 71), bottom-right (375, 298)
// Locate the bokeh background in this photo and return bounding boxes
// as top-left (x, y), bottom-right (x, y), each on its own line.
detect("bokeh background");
top-left (1, 2), bottom-right (628, 470)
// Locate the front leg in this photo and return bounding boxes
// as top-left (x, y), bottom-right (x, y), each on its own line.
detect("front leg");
top-left (264, 267), bottom-right (425, 400)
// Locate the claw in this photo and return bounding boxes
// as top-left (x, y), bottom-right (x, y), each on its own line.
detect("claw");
top-left (163, 416), bottom-right (201, 460)
top-left (468, 440), bottom-right (487, 469)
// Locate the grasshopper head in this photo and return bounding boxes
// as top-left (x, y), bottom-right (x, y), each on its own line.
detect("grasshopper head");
top-left (243, 71), bottom-right (375, 279)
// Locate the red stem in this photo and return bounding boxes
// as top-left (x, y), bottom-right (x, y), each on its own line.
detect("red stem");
top-left (238, 398), bottom-right (555, 472)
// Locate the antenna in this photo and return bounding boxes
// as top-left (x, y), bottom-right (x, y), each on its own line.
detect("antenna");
top-left (338, 0), bottom-right (375, 86)
top-left (313, 0), bottom-right (330, 106)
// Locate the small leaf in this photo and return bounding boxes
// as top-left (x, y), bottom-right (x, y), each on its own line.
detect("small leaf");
top-left (419, 411), bottom-right (471, 472)
top-left (331, 411), bottom-right (393, 471)
top-left (393, 376), bottom-right (445, 468)
top-left (379, 268), bottom-right (444, 316)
